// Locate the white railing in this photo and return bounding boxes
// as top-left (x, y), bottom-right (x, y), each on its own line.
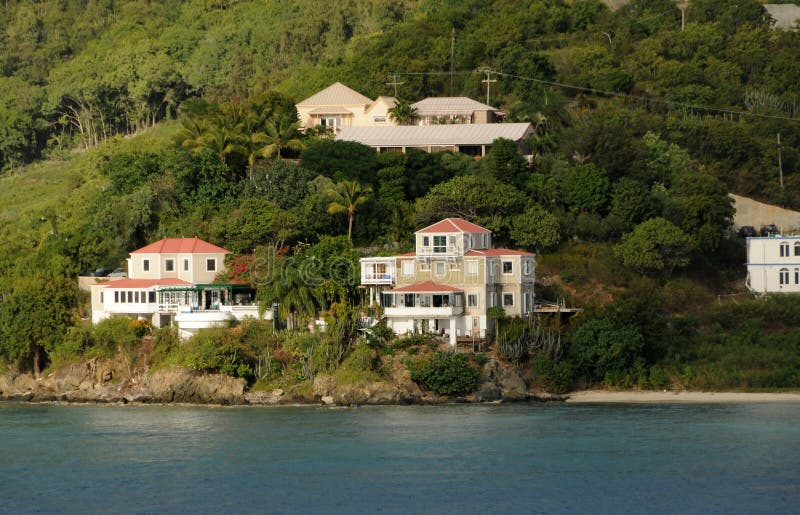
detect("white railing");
top-left (384, 306), bottom-right (464, 317)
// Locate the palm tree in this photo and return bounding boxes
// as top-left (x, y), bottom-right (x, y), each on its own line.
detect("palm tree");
top-left (258, 258), bottom-right (324, 330)
top-left (177, 116), bottom-right (208, 152)
top-left (260, 113), bottom-right (305, 159)
top-left (236, 113), bottom-right (269, 180)
top-left (388, 99), bottom-right (417, 125)
top-left (326, 180), bottom-right (373, 240)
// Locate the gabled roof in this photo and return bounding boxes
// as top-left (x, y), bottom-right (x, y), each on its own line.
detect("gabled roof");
top-left (387, 281), bottom-right (463, 294)
top-left (417, 218), bottom-right (491, 234)
top-left (410, 97), bottom-right (497, 116)
top-left (101, 278), bottom-right (192, 288)
top-left (296, 82), bottom-right (373, 107)
top-left (336, 123), bottom-right (532, 147)
top-left (131, 238), bottom-right (229, 255)
top-left (465, 248), bottom-right (535, 257)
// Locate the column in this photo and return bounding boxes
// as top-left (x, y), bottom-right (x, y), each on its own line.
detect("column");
top-left (449, 318), bottom-right (457, 347)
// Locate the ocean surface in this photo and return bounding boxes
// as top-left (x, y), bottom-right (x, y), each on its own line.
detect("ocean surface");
top-left (1, 403), bottom-right (799, 514)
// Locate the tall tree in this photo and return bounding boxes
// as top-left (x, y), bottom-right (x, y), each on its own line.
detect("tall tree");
top-left (388, 99), bottom-right (417, 125)
top-left (260, 113), bottom-right (305, 159)
top-left (326, 180), bottom-right (373, 240)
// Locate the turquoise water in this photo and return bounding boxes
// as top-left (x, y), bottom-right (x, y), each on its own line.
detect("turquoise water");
top-left (1, 403), bottom-right (799, 514)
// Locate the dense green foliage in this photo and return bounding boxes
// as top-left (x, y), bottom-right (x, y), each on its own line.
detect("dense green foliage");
top-left (410, 352), bottom-right (480, 395)
top-left (1, 0), bottom-right (799, 391)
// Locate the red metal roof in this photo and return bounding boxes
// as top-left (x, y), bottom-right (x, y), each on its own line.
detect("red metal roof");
top-left (130, 238), bottom-right (230, 255)
top-left (101, 279), bottom-right (192, 288)
top-left (464, 248), bottom-right (535, 257)
top-left (416, 218), bottom-right (491, 234)
top-left (387, 281), bottom-right (463, 293)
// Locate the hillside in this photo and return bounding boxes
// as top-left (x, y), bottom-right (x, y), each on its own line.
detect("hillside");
top-left (1, 0), bottom-right (800, 394)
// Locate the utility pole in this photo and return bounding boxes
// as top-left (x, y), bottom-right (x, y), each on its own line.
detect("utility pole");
top-left (778, 133), bottom-right (784, 193)
top-left (386, 74), bottom-right (404, 97)
top-left (479, 69), bottom-right (497, 106)
top-left (679, 0), bottom-right (688, 31)
top-left (450, 28), bottom-right (456, 96)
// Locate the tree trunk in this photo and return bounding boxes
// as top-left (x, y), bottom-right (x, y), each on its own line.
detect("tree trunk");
top-left (33, 344), bottom-right (41, 378)
top-left (347, 212), bottom-right (354, 240)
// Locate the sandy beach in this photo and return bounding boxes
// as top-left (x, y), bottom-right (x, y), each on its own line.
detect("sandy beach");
top-left (566, 390), bottom-right (800, 403)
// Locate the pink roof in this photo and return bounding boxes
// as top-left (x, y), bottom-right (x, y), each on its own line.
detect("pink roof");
top-left (397, 251), bottom-right (416, 257)
top-left (387, 281), bottom-right (463, 293)
top-left (416, 218), bottom-right (491, 234)
top-left (131, 237), bottom-right (229, 255)
top-left (464, 248), bottom-right (535, 257)
top-left (101, 278), bottom-right (192, 289)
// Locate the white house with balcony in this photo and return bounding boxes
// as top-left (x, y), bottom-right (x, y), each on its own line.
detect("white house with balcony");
top-left (361, 218), bottom-right (535, 346)
top-left (746, 235), bottom-right (800, 293)
top-left (89, 237), bottom-right (265, 338)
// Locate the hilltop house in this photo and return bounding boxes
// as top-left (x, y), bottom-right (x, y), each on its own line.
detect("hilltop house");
top-left (89, 237), bottom-right (263, 338)
top-left (746, 234), bottom-right (800, 293)
top-left (295, 82), bottom-right (397, 131)
top-left (360, 218), bottom-right (535, 346)
top-left (410, 97), bottom-right (502, 125)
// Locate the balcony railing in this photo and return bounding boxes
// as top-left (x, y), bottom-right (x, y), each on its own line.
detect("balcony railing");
top-left (384, 305), bottom-right (464, 317)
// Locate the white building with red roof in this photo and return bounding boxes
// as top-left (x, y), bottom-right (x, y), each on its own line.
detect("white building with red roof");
top-left (90, 238), bottom-right (262, 337)
top-left (361, 218), bottom-right (535, 346)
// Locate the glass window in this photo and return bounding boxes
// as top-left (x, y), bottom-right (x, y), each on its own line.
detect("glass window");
top-left (100, 292), bottom-right (104, 303)
top-left (522, 259), bottom-right (534, 276)
top-left (794, 243), bottom-right (800, 256)
top-left (434, 261), bottom-right (446, 276)
top-left (423, 236), bottom-right (430, 247)
top-left (127, 291), bottom-right (133, 303)
top-left (780, 242), bottom-right (790, 257)
top-left (114, 291), bottom-right (119, 303)
top-left (503, 261), bottom-right (513, 274)
top-left (143, 259), bottom-right (150, 272)
top-left (183, 259), bottom-right (190, 271)
top-left (165, 259), bottom-right (175, 272)
top-left (467, 294), bottom-right (478, 307)
top-left (466, 260), bottom-right (479, 275)
top-left (503, 293), bottom-right (514, 306)
top-left (433, 235), bottom-right (447, 253)
top-left (795, 268), bottom-right (799, 284)
top-left (402, 260), bottom-right (414, 276)
top-left (780, 268), bottom-right (790, 285)
top-left (206, 258), bottom-right (216, 272)
top-left (148, 291), bottom-right (156, 303)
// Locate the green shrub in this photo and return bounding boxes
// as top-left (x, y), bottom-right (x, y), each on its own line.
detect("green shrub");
top-left (393, 333), bottom-right (438, 350)
top-left (532, 356), bottom-right (573, 394)
top-left (334, 342), bottom-right (380, 384)
top-left (410, 352), bottom-right (479, 395)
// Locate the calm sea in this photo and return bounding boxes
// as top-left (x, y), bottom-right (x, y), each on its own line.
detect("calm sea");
top-left (1, 403), bottom-right (798, 514)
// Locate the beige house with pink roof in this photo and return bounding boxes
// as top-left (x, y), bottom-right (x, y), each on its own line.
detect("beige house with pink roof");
top-left (296, 82), bottom-right (397, 131)
top-left (361, 218), bottom-right (535, 346)
top-left (90, 238), bottom-right (263, 338)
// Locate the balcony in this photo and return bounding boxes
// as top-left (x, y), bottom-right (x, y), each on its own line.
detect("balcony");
top-left (361, 258), bottom-right (396, 285)
top-left (385, 305), bottom-right (464, 318)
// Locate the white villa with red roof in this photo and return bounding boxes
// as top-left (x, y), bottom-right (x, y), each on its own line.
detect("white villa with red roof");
top-left (360, 218), bottom-right (535, 346)
top-left (89, 237), bottom-right (262, 338)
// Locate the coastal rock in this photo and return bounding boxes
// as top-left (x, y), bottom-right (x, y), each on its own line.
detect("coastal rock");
top-left (144, 368), bottom-right (246, 405)
top-left (12, 374), bottom-right (36, 392)
top-left (477, 382), bottom-right (502, 402)
top-left (0, 374), bottom-right (11, 397)
top-left (484, 359), bottom-right (529, 401)
top-left (321, 395), bottom-right (335, 405)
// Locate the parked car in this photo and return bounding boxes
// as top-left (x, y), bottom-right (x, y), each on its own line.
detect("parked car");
top-left (737, 226), bottom-right (757, 238)
top-left (108, 268), bottom-right (127, 278)
top-left (760, 224), bottom-right (779, 237)
top-left (92, 268), bottom-right (112, 277)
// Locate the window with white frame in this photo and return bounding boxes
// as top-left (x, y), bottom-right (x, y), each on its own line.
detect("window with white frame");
top-left (780, 268), bottom-right (790, 285)
top-left (165, 259), bottom-right (175, 272)
top-left (503, 293), bottom-right (514, 306)
top-left (320, 116), bottom-right (340, 127)
top-left (183, 259), bottom-right (190, 271)
top-left (419, 260), bottom-right (430, 271)
top-left (795, 268), bottom-right (799, 284)
top-left (373, 116), bottom-right (386, 123)
top-left (433, 235), bottom-right (447, 253)
top-left (780, 242), bottom-right (790, 257)
top-left (206, 258), bottom-right (216, 272)
top-left (434, 261), bottom-right (446, 277)
top-left (467, 294), bottom-right (479, 307)
top-left (522, 259), bottom-right (534, 276)
top-left (794, 243), bottom-right (800, 256)
top-left (466, 260), bottom-right (479, 276)
top-left (402, 260), bottom-right (414, 276)
top-left (143, 259), bottom-right (150, 272)
top-left (423, 236), bottom-right (430, 248)
top-left (503, 261), bottom-right (513, 274)
top-left (490, 291), bottom-right (497, 307)
top-left (100, 291), bottom-right (104, 303)
top-left (148, 291), bottom-right (156, 303)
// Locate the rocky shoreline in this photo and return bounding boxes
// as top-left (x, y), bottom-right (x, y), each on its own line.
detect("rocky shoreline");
top-left (0, 357), bottom-right (566, 407)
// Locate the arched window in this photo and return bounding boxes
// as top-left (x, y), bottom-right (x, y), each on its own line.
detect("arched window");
top-left (780, 242), bottom-right (790, 257)
top-left (794, 242), bottom-right (800, 256)
top-left (780, 268), bottom-right (790, 285)
top-left (795, 268), bottom-right (799, 284)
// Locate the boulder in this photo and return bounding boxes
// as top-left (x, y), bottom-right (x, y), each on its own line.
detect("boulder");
top-left (144, 368), bottom-right (247, 405)
top-left (476, 382), bottom-right (502, 402)
top-left (483, 359), bottom-right (529, 401)
top-left (12, 374), bottom-right (36, 392)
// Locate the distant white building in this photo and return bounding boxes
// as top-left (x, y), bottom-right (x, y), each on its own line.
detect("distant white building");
top-left (295, 82), bottom-right (396, 131)
top-left (746, 235), bottom-right (800, 293)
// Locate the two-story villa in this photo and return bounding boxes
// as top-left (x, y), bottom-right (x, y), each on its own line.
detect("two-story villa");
top-left (746, 235), bottom-right (800, 293)
top-left (361, 218), bottom-right (535, 346)
top-left (90, 238), bottom-right (262, 338)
